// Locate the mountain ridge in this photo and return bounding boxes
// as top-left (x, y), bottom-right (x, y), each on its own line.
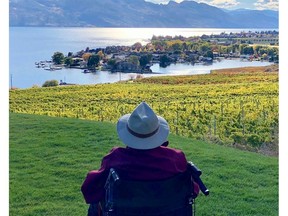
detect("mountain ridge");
top-left (9, 0), bottom-right (278, 28)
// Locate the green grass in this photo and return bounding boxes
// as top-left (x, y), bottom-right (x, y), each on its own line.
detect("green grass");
top-left (10, 113), bottom-right (278, 216)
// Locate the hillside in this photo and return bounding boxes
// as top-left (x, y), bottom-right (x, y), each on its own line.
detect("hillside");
top-left (9, 0), bottom-right (278, 28)
top-left (9, 113), bottom-right (278, 215)
top-left (9, 68), bottom-right (279, 154)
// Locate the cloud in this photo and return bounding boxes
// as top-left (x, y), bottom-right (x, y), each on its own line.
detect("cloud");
top-left (145, 0), bottom-right (278, 10)
top-left (145, 0), bottom-right (239, 7)
top-left (254, 0), bottom-right (278, 10)
top-left (195, 0), bottom-right (240, 8)
top-left (145, 0), bottom-right (183, 4)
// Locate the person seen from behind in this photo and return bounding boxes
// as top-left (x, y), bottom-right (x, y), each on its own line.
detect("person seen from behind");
top-left (81, 101), bottom-right (200, 215)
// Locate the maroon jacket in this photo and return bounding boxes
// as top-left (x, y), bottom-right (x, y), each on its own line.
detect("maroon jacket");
top-left (81, 146), bottom-right (198, 204)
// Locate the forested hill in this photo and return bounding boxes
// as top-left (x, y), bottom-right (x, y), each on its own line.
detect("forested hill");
top-left (9, 0), bottom-right (278, 28)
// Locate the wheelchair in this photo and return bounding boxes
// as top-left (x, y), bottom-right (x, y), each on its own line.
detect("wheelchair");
top-left (88, 162), bottom-right (208, 216)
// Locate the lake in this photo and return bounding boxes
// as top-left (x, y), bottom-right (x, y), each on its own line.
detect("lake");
top-left (9, 27), bottom-right (275, 89)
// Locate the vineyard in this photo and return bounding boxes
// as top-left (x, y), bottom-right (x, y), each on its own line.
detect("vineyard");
top-left (9, 66), bottom-right (278, 153)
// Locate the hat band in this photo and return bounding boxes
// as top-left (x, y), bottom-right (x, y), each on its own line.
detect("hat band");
top-left (127, 125), bottom-right (159, 139)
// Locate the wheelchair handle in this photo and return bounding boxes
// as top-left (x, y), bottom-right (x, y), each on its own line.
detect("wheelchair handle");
top-left (188, 161), bottom-right (209, 196)
top-left (110, 168), bottom-right (119, 183)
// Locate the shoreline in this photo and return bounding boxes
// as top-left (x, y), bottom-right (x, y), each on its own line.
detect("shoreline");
top-left (10, 28), bottom-right (279, 89)
top-left (12, 63), bottom-right (277, 89)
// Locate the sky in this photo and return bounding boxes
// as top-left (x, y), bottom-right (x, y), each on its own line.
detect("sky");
top-left (145, 0), bottom-right (279, 11)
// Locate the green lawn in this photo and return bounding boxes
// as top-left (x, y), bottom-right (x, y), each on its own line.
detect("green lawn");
top-left (9, 113), bottom-right (278, 215)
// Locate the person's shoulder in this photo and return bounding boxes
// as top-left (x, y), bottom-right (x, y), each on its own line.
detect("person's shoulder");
top-left (161, 146), bottom-right (184, 153)
top-left (106, 146), bottom-right (127, 156)
top-left (157, 146), bottom-right (187, 163)
top-left (109, 146), bottom-right (121, 152)
top-left (157, 146), bottom-right (185, 157)
top-left (102, 147), bottom-right (127, 163)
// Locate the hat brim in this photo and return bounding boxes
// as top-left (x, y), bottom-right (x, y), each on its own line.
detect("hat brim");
top-left (117, 114), bottom-right (170, 150)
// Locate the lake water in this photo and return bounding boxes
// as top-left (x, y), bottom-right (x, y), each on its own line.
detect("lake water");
top-left (9, 27), bottom-right (275, 89)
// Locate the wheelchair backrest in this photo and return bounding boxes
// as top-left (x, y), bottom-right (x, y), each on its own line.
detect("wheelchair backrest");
top-left (103, 167), bottom-right (194, 216)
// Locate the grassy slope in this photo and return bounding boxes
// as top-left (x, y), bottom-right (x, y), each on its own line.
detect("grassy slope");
top-left (9, 67), bottom-right (279, 151)
top-left (10, 113), bottom-right (278, 216)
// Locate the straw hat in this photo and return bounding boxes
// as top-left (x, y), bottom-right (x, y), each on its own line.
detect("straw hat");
top-left (117, 102), bottom-right (170, 150)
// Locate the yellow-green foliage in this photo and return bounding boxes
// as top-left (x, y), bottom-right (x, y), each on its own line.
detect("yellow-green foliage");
top-left (9, 70), bottom-right (278, 148)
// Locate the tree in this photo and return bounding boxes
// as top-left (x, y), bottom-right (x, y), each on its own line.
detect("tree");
top-left (204, 50), bottom-right (214, 59)
top-left (253, 45), bottom-right (263, 55)
top-left (159, 54), bottom-right (172, 68)
top-left (52, 52), bottom-right (64, 64)
top-left (239, 44), bottom-right (247, 53)
top-left (267, 47), bottom-right (277, 56)
top-left (97, 50), bottom-right (105, 60)
top-left (242, 46), bottom-right (254, 55)
top-left (190, 43), bottom-right (200, 52)
top-left (87, 54), bottom-right (100, 69)
top-left (64, 57), bottom-right (73, 67)
top-left (42, 80), bottom-right (59, 87)
top-left (182, 42), bottom-right (188, 51)
top-left (139, 54), bottom-right (152, 67)
top-left (107, 59), bottom-right (117, 69)
top-left (82, 53), bottom-right (92, 62)
top-left (259, 47), bottom-right (268, 56)
top-left (128, 55), bottom-right (139, 66)
top-left (167, 40), bottom-right (182, 52)
top-left (231, 44), bottom-right (240, 53)
top-left (200, 43), bottom-right (211, 54)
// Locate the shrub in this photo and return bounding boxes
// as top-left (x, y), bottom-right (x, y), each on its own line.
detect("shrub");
top-left (42, 80), bottom-right (59, 87)
top-left (230, 132), bottom-right (245, 145)
top-left (246, 134), bottom-right (262, 147)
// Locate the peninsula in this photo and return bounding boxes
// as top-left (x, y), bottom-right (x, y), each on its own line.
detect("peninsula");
top-left (38, 31), bottom-right (279, 74)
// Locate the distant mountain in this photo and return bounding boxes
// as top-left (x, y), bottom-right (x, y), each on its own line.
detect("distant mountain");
top-left (9, 0), bottom-right (278, 28)
top-left (226, 9), bottom-right (278, 28)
